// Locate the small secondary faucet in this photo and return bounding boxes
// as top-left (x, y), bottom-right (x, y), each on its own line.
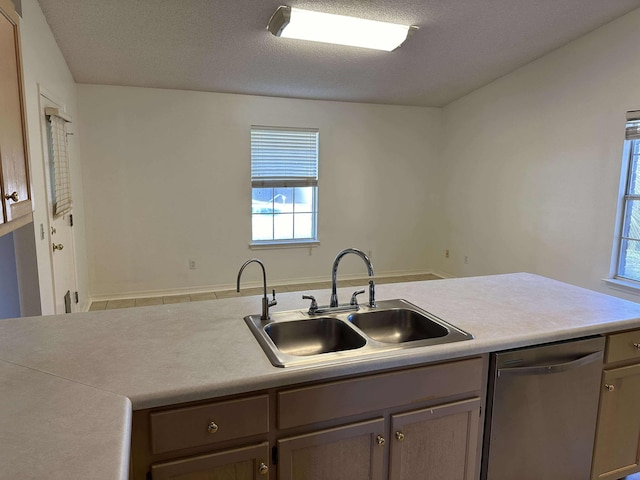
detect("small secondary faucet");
top-left (237, 258), bottom-right (277, 321)
top-left (330, 248), bottom-right (376, 308)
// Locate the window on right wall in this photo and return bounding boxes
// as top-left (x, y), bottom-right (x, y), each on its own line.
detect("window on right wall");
top-left (614, 111), bottom-right (640, 282)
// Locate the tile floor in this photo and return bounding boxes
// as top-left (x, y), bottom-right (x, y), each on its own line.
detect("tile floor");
top-left (89, 273), bottom-right (441, 311)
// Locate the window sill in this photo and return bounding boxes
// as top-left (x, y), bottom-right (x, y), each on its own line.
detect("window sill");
top-left (249, 240), bottom-right (320, 250)
top-left (603, 277), bottom-right (640, 296)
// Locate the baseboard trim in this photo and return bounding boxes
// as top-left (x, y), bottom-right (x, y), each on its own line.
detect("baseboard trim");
top-left (88, 269), bottom-right (447, 303)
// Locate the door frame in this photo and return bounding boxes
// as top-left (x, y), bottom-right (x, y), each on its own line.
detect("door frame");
top-left (37, 85), bottom-right (78, 314)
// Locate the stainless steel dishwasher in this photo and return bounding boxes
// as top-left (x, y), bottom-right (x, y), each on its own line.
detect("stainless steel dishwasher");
top-left (482, 336), bottom-right (605, 480)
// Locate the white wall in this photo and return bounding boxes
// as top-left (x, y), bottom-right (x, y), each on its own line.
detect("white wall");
top-left (436, 8), bottom-right (640, 300)
top-left (77, 86), bottom-right (442, 298)
top-left (19, 0), bottom-right (89, 312)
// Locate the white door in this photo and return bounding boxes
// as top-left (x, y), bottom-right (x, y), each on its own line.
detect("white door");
top-left (39, 91), bottom-right (78, 314)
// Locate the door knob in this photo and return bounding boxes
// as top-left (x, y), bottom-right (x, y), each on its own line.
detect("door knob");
top-left (4, 191), bottom-right (19, 202)
top-left (52, 243), bottom-right (64, 251)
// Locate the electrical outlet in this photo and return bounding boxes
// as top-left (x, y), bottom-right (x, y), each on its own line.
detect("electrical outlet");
top-left (445, 249), bottom-right (450, 258)
top-left (189, 259), bottom-right (196, 270)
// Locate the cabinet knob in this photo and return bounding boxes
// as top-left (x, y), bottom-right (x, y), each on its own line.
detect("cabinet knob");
top-left (4, 191), bottom-right (19, 202)
top-left (605, 384), bottom-right (615, 392)
top-left (395, 431), bottom-right (405, 441)
top-left (52, 243), bottom-right (64, 252)
top-left (258, 462), bottom-right (269, 475)
top-left (207, 421), bottom-right (218, 433)
top-left (633, 343), bottom-right (640, 350)
top-left (376, 435), bottom-right (385, 446)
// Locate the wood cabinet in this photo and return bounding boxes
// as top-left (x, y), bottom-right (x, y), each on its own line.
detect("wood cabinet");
top-left (591, 329), bottom-right (640, 479)
top-left (389, 397), bottom-right (480, 480)
top-left (278, 418), bottom-right (385, 480)
top-left (151, 442), bottom-right (270, 480)
top-left (130, 356), bottom-right (488, 480)
top-left (0, 0), bottom-right (32, 236)
top-left (130, 356), bottom-right (487, 480)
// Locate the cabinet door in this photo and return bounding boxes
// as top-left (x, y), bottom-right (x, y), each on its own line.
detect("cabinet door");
top-left (277, 417), bottom-right (385, 480)
top-left (0, 0), bottom-right (31, 226)
top-left (389, 397), bottom-right (481, 480)
top-left (151, 442), bottom-right (270, 480)
top-left (591, 364), bottom-right (640, 479)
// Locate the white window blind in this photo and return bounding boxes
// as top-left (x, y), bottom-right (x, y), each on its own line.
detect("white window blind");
top-left (627, 110), bottom-right (640, 140)
top-left (45, 107), bottom-right (72, 217)
top-left (251, 127), bottom-right (319, 187)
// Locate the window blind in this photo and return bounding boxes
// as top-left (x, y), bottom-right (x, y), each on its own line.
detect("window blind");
top-left (627, 111), bottom-right (640, 140)
top-left (251, 126), bottom-right (319, 187)
top-left (45, 108), bottom-right (72, 217)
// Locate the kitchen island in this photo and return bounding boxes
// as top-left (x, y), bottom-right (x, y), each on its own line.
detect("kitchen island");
top-left (1, 273), bottom-right (640, 479)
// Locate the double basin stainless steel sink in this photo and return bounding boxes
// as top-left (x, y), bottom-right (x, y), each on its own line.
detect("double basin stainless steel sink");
top-left (244, 299), bottom-right (473, 367)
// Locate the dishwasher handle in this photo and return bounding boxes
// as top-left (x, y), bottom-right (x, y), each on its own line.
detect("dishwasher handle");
top-left (497, 351), bottom-right (603, 377)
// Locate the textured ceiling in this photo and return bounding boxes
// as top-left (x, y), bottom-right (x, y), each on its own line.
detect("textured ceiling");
top-left (37, 0), bottom-right (640, 107)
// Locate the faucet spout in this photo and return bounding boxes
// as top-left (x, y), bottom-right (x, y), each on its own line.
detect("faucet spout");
top-left (237, 258), bottom-right (277, 320)
top-left (330, 248), bottom-right (375, 308)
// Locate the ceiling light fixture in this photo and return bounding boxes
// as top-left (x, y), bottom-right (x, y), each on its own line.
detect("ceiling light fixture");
top-left (267, 6), bottom-right (417, 52)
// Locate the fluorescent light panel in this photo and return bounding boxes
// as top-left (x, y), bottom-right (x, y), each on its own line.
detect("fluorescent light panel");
top-left (267, 6), bottom-right (415, 51)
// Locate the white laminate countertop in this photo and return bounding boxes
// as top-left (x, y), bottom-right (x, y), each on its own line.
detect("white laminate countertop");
top-left (0, 360), bottom-right (131, 480)
top-left (2, 272), bottom-right (640, 479)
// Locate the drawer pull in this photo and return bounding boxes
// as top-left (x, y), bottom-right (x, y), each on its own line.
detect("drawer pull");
top-left (605, 384), bottom-right (615, 392)
top-left (633, 343), bottom-right (640, 350)
top-left (395, 431), bottom-right (405, 441)
top-left (258, 462), bottom-right (269, 475)
top-left (376, 435), bottom-right (385, 446)
top-left (207, 421), bottom-right (219, 433)
top-left (4, 192), bottom-right (19, 202)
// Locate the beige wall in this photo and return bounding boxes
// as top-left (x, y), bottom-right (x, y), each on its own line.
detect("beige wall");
top-left (436, 8), bottom-right (640, 300)
top-left (20, 0), bottom-right (89, 313)
top-left (77, 86), bottom-right (442, 298)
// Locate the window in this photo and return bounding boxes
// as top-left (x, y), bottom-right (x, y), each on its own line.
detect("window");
top-left (250, 126), bottom-right (319, 244)
top-left (615, 111), bottom-right (640, 282)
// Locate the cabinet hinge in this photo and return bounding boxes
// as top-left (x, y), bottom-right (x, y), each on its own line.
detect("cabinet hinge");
top-left (74, 291), bottom-right (79, 304)
top-left (69, 214), bottom-right (74, 227)
top-left (272, 445), bottom-right (278, 465)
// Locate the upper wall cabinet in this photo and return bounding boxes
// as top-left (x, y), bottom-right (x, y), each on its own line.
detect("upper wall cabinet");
top-left (0, 0), bottom-right (32, 236)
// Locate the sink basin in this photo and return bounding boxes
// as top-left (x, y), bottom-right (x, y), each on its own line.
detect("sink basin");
top-left (244, 299), bottom-right (473, 367)
top-left (348, 308), bottom-right (448, 343)
top-left (264, 317), bottom-right (366, 356)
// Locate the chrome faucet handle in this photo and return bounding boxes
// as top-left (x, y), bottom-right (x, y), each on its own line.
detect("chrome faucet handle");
top-left (302, 295), bottom-right (318, 314)
top-left (269, 289), bottom-right (277, 307)
top-left (350, 289), bottom-right (365, 306)
top-left (368, 279), bottom-right (376, 308)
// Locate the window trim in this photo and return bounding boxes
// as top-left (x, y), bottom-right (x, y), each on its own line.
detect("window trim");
top-left (608, 111), bottom-right (640, 292)
top-left (250, 126), bottom-right (319, 245)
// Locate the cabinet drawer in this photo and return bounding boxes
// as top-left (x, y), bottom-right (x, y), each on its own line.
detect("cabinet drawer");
top-left (150, 395), bottom-right (269, 454)
top-left (605, 330), bottom-right (640, 364)
top-left (278, 357), bottom-right (483, 429)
